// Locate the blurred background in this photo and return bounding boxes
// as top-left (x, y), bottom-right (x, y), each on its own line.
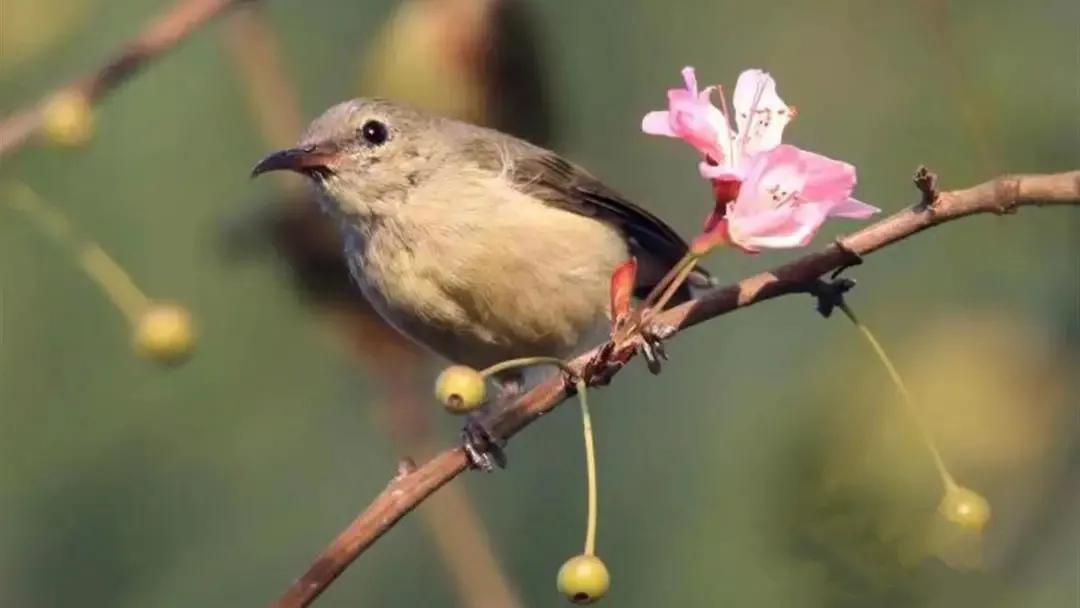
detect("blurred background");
top-left (1, 0), bottom-right (1078, 606)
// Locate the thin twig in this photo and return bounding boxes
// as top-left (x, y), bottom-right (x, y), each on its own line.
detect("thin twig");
top-left (0, 0), bottom-right (252, 160)
top-left (273, 169), bottom-right (1080, 607)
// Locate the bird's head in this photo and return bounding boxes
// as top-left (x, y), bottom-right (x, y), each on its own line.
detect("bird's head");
top-left (251, 99), bottom-right (443, 218)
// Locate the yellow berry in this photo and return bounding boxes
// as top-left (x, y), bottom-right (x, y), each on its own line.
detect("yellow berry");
top-left (939, 485), bottom-right (991, 531)
top-left (41, 91), bottom-right (94, 147)
top-left (434, 365), bottom-right (486, 413)
top-left (134, 303), bottom-right (195, 365)
top-left (557, 554), bottom-right (610, 604)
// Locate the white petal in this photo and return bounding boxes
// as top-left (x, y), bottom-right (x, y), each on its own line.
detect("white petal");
top-left (732, 69), bottom-right (793, 156)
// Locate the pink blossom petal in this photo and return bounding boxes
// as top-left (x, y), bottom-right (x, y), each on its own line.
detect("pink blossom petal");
top-left (732, 69), bottom-right (792, 156)
top-left (667, 92), bottom-right (729, 158)
top-left (738, 203), bottom-right (829, 250)
top-left (733, 145), bottom-right (807, 215)
top-left (801, 151), bottom-right (857, 202)
top-left (680, 66), bottom-right (699, 93)
top-left (724, 145), bottom-right (864, 251)
top-left (829, 197), bottom-right (880, 218)
top-left (726, 206), bottom-right (795, 248)
top-left (642, 67), bottom-right (731, 163)
top-left (744, 203), bottom-right (828, 249)
top-left (699, 161), bottom-right (743, 182)
top-left (641, 111), bottom-right (676, 136)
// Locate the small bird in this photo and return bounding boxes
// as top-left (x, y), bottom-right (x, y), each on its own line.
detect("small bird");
top-left (251, 99), bottom-right (709, 461)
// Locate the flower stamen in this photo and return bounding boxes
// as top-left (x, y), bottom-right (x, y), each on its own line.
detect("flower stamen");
top-left (714, 84), bottom-right (736, 169)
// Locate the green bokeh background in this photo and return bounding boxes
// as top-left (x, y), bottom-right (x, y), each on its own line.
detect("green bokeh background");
top-left (2, 1), bottom-right (1077, 606)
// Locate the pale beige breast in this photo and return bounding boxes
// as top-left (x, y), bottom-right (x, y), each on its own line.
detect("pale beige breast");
top-left (344, 170), bottom-right (628, 368)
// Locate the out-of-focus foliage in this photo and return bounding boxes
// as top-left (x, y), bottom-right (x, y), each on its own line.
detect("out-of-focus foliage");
top-left (1, 1), bottom-right (1077, 607)
top-left (0, 0), bottom-right (94, 74)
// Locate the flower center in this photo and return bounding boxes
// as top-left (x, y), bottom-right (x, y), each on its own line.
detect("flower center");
top-left (765, 183), bottom-right (800, 208)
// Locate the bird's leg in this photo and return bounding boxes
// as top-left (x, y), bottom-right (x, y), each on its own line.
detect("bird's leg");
top-left (462, 415), bottom-right (507, 471)
top-left (460, 371), bottom-right (524, 471)
top-left (604, 254), bottom-right (697, 375)
top-left (635, 319), bottom-right (676, 374)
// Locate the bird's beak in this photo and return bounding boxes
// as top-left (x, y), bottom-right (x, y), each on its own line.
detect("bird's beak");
top-left (250, 144), bottom-right (339, 178)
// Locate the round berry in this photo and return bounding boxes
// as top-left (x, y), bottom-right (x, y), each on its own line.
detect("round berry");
top-left (134, 303), bottom-right (194, 365)
top-left (42, 91), bottom-right (94, 148)
top-left (434, 365), bottom-right (486, 413)
top-left (557, 554), bottom-right (610, 604)
top-left (939, 485), bottom-right (991, 531)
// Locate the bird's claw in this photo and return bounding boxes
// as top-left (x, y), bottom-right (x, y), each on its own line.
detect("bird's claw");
top-left (636, 320), bottom-right (674, 374)
top-left (600, 319), bottom-right (675, 376)
top-left (462, 415), bottom-right (507, 471)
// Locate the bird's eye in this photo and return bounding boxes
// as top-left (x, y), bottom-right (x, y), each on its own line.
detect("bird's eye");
top-left (360, 120), bottom-right (389, 146)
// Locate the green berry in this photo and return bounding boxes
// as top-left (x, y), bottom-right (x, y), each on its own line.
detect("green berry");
top-left (434, 365), bottom-right (486, 413)
top-left (557, 554), bottom-right (610, 604)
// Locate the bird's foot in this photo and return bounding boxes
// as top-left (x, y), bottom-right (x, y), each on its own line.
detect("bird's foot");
top-left (632, 320), bottom-right (675, 374)
top-left (462, 414), bottom-right (507, 472)
top-left (592, 318), bottom-right (676, 380)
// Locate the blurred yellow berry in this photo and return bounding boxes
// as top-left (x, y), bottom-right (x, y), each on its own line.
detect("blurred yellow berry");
top-left (557, 554), bottom-right (610, 604)
top-left (134, 303), bottom-right (194, 365)
top-left (939, 485), bottom-right (991, 531)
top-left (41, 91), bottom-right (94, 147)
top-left (434, 365), bottom-right (486, 413)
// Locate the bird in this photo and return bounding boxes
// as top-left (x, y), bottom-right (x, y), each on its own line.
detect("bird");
top-left (251, 99), bottom-right (710, 465)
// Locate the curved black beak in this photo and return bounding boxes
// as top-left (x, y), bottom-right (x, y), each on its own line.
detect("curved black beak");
top-left (250, 144), bottom-right (339, 178)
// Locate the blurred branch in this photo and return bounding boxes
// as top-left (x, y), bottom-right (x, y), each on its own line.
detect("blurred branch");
top-left (273, 169), bottom-right (1080, 606)
top-left (220, 3), bottom-right (302, 149)
top-left (0, 0), bottom-right (252, 161)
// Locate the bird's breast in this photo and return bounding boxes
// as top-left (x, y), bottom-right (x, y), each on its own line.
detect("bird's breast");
top-left (340, 174), bottom-right (629, 368)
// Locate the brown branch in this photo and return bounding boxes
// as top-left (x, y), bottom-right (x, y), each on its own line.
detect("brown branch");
top-left (0, 0), bottom-right (251, 161)
top-left (273, 169), bottom-right (1080, 607)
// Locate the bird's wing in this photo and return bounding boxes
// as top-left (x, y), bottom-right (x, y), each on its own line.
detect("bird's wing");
top-left (457, 130), bottom-right (713, 300)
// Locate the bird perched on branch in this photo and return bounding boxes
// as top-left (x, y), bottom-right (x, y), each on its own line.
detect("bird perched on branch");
top-left (251, 99), bottom-right (711, 465)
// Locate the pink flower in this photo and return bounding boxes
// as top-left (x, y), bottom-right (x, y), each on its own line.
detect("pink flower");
top-left (643, 67), bottom-right (795, 182)
top-left (641, 67), bottom-right (730, 163)
top-left (707, 145), bottom-right (879, 252)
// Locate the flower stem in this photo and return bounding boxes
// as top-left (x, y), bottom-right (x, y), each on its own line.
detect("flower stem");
top-left (576, 378), bottom-right (598, 556)
top-left (837, 302), bottom-right (957, 491)
top-left (479, 356), bottom-right (575, 379)
top-left (639, 255), bottom-right (700, 326)
top-left (4, 182), bottom-right (151, 324)
top-left (76, 244), bottom-right (151, 323)
top-left (639, 252), bottom-right (698, 312)
top-left (477, 356), bottom-right (598, 555)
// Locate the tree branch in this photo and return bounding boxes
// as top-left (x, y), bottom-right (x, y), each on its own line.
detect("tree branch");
top-left (273, 169), bottom-right (1079, 607)
top-left (0, 0), bottom-right (252, 161)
